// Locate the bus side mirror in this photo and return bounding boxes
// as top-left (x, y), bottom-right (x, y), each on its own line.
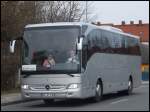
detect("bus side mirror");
top-left (9, 40), bottom-right (16, 53)
top-left (9, 36), bottom-right (22, 53)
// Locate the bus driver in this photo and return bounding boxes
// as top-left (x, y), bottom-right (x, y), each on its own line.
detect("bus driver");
top-left (66, 50), bottom-right (79, 64)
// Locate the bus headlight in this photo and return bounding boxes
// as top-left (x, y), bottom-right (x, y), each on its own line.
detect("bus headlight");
top-left (21, 85), bottom-right (29, 89)
top-left (67, 84), bottom-right (79, 89)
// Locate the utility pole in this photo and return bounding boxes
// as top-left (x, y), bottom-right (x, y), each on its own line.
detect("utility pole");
top-left (33, 1), bottom-right (36, 24)
top-left (85, 1), bottom-right (87, 22)
top-left (69, 1), bottom-right (71, 22)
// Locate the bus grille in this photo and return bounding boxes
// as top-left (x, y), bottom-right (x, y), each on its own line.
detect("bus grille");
top-left (29, 84), bottom-right (66, 91)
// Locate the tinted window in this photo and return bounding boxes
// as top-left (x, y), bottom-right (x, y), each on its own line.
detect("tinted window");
top-left (86, 29), bottom-right (141, 57)
top-left (125, 36), bottom-right (141, 55)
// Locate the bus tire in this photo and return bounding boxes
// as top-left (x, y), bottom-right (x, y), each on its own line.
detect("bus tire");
top-left (93, 80), bottom-right (103, 102)
top-left (126, 77), bottom-right (133, 95)
top-left (43, 99), bottom-right (54, 104)
top-left (120, 77), bottom-right (133, 95)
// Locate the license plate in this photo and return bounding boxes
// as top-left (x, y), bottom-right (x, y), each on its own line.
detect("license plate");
top-left (43, 93), bottom-right (55, 97)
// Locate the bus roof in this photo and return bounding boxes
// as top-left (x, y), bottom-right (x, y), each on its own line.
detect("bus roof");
top-left (25, 22), bottom-right (139, 39)
top-left (25, 22), bottom-right (86, 28)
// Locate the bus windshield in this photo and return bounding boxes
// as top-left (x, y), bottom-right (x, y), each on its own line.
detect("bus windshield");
top-left (22, 26), bottom-right (81, 73)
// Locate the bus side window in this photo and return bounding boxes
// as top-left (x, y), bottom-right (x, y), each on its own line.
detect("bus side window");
top-left (128, 38), bottom-right (141, 55)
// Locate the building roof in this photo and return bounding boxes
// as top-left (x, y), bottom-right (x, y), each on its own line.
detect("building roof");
top-left (93, 20), bottom-right (149, 42)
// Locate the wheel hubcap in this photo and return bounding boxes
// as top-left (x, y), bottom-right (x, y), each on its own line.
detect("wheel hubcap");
top-left (128, 80), bottom-right (132, 91)
top-left (96, 84), bottom-right (101, 96)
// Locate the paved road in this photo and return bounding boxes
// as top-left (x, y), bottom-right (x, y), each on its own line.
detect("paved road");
top-left (1, 84), bottom-right (149, 111)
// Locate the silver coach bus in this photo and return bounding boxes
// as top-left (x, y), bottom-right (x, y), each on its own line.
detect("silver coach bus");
top-left (10, 22), bottom-right (141, 104)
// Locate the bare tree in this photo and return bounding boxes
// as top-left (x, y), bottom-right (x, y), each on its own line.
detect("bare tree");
top-left (38, 1), bottom-right (86, 22)
top-left (79, 1), bottom-right (98, 23)
top-left (1, 1), bottom-right (40, 90)
top-left (1, 1), bottom-right (96, 41)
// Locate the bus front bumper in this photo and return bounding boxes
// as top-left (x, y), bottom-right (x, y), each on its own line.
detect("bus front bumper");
top-left (22, 88), bottom-right (84, 99)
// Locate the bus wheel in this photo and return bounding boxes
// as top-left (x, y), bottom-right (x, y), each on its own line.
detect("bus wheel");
top-left (121, 78), bottom-right (133, 95)
top-left (93, 80), bottom-right (103, 102)
top-left (43, 99), bottom-right (54, 104)
top-left (126, 78), bottom-right (133, 95)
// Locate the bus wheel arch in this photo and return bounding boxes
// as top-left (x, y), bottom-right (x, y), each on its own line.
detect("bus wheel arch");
top-left (93, 78), bottom-right (103, 102)
top-left (118, 75), bottom-right (133, 95)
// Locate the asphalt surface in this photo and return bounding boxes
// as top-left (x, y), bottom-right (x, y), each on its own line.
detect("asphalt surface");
top-left (1, 84), bottom-right (149, 111)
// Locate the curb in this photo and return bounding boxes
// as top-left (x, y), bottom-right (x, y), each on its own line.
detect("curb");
top-left (142, 81), bottom-right (149, 85)
top-left (1, 99), bottom-right (35, 106)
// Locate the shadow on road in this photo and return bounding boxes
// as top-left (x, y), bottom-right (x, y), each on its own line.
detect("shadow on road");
top-left (28, 91), bottom-right (141, 108)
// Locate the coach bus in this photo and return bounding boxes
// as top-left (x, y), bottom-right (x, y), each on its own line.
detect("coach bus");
top-left (10, 22), bottom-right (141, 104)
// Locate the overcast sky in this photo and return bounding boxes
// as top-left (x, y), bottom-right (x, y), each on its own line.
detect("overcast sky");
top-left (87, 1), bottom-right (149, 25)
